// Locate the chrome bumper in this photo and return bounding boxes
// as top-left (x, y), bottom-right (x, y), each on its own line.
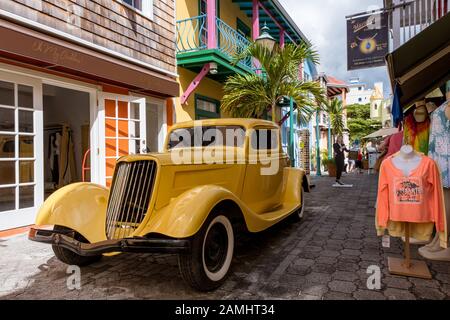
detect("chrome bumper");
top-left (28, 228), bottom-right (191, 256)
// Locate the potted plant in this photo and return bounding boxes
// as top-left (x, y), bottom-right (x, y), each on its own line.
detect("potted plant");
top-left (322, 158), bottom-right (336, 177)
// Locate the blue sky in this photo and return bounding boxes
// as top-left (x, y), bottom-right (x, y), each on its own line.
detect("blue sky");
top-left (279, 0), bottom-right (391, 97)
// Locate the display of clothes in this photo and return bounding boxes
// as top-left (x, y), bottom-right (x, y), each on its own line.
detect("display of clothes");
top-left (376, 153), bottom-right (447, 248)
top-left (428, 100), bottom-right (450, 188)
top-left (403, 112), bottom-right (430, 155)
top-left (45, 124), bottom-right (77, 190)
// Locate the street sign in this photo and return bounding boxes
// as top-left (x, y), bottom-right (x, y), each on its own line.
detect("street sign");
top-left (347, 11), bottom-right (389, 70)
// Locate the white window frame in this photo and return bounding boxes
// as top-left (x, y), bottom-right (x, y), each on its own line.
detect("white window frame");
top-left (0, 71), bottom-right (43, 230)
top-left (98, 93), bottom-right (147, 186)
top-left (119, 0), bottom-right (154, 20)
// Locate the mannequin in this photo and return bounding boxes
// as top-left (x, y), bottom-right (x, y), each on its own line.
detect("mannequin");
top-left (385, 145), bottom-right (432, 278)
top-left (392, 145), bottom-right (422, 176)
top-left (403, 101), bottom-right (430, 155)
top-left (419, 81), bottom-right (450, 261)
top-left (413, 101), bottom-right (428, 123)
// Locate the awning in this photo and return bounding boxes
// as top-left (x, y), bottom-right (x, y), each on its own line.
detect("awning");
top-left (0, 19), bottom-right (179, 98)
top-left (363, 127), bottom-right (399, 139)
top-left (386, 12), bottom-right (450, 108)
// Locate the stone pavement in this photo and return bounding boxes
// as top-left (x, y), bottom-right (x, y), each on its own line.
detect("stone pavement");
top-left (1, 173), bottom-right (450, 300)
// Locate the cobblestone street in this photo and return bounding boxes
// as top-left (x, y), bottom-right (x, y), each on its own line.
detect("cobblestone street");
top-left (1, 173), bottom-right (450, 300)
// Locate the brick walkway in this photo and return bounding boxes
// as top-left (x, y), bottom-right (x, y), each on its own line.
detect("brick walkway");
top-left (1, 173), bottom-right (449, 300)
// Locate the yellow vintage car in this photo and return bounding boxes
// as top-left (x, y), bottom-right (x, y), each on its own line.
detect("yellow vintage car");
top-left (29, 119), bottom-right (309, 291)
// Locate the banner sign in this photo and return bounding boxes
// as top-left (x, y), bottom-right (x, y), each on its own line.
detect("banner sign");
top-left (347, 12), bottom-right (389, 70)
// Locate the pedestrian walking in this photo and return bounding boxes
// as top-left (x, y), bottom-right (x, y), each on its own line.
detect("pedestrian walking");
top-left (333, 136), bottom-right (349, 185)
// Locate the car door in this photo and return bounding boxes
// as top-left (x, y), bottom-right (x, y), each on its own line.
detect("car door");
top-left (241, 127), bottom-right (288, 214)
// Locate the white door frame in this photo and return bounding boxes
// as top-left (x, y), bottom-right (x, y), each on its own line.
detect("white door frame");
top-left (97, 93), bottom-right (147, 186)
top-left (0, 70), bottom-right (42, 230)
top-left (41, 79), bottom-right (99, 184)
top-left (146, 96), bottom-right (167, 152)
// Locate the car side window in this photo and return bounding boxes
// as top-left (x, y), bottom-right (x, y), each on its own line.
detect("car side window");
top-left (251, 129), bottom-right (279, 150)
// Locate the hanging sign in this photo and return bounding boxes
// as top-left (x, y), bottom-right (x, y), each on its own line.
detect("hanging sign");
top-left (347, 11), bottom-right (389, 70)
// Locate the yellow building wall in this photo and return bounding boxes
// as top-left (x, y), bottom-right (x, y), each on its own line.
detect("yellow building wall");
top-left (175, 0), bottom-right (253, 122)
top-left (176, 0), bottom-right (253, 32)
top-left (176, 67), bottom-right (225, 122)
top-left (220, 0), bottom-right (253, 34)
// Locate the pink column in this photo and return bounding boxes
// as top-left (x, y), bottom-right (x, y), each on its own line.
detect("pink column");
top-left (298, 62), bottom-right (303, 81)
top-left (279, 30), bottom-right (285, 48)
top-left (207, 0), bottom-right (217, 49)
top-left (252, 0), bottom-right (260, 41)
top-left (252, 0), bottom-right (261, 73)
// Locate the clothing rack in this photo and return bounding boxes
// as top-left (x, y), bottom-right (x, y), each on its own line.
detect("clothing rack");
top-left (44, 124), bottom-right (71, 132)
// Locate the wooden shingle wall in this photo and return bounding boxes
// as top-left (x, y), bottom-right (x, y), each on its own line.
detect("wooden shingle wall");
top-left (0, 0), bottom-right (176, 73)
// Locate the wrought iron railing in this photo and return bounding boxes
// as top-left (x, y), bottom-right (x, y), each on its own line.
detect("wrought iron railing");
top-left (176, 15), bottom-right (207, 53)
top-left (391, 0), bottom-right (449, 48)
top-left (216, 18), bottom-right (252, 69)
top-left (176, 15), bottom-right (253, 70)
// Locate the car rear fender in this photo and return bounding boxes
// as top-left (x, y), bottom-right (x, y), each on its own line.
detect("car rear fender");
top-left (282, 167), bottom-right (307, 204)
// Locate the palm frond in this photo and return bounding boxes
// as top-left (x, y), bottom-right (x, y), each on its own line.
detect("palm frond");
top-left (224, 41), bottom-right (326, 122)
top-left (321, 98), bottom-right (345, 135)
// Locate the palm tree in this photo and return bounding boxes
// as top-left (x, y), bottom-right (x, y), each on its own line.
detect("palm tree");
top-left (321, 98), bottom-right (345, 158)
top-left (322, 98), bottom-right (345, 137)
top-left (221, 42), bottom-right (325, 123)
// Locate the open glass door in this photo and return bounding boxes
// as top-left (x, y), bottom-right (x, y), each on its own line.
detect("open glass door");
top-left (0, 72), bottom-right (43, 230)
top-left (98, 94), bottom-right (146, 187)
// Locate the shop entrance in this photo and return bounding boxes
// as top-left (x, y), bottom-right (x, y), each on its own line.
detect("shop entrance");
top-left (42, 84), bottom-right (91, 199)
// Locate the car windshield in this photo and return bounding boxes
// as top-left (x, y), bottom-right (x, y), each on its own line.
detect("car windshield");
top-left (167, 126), bottom-right (246, 149)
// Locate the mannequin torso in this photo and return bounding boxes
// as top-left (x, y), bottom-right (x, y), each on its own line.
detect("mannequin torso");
top-left (392, 145), bottom-right (422, 176)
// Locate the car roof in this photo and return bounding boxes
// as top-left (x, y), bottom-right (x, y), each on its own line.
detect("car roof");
top-left (170, 118), bottom-right (279, 131)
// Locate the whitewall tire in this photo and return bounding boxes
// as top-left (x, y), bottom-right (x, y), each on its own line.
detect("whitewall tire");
top-left (178, 212), bottom-right (235, 291)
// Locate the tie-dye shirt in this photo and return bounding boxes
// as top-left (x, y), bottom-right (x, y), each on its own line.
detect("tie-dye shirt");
top-left (403, 113), bottom-right (430, 155)
top-left (428, 100), bottom-right (450, 188)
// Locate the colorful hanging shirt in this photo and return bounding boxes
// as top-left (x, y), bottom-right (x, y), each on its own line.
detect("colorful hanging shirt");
top-left (403, 113), bottom-right (430, 155)
top-left (376, 154), bottom-right (445, 232)
top-left (428, 100), bottom-right (450, 188)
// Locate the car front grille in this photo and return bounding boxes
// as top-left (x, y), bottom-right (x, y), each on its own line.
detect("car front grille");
top-left (105, 160), bottom-right (157, 239)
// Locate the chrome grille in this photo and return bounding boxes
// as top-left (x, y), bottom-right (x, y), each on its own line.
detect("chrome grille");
top-left (106, 160), bottom-right (157, 239)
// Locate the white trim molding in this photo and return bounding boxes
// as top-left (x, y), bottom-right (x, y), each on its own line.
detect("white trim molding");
top-left (0, 9), bottom-right (178, 78)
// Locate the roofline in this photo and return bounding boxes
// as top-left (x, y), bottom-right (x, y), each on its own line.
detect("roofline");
top-left (270, 0), bottom-right (311, 46)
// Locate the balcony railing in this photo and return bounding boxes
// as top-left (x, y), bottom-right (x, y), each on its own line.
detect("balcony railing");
top-left (391, 0), bottom-right (449, 48)
top-left (176, 15), bottom-right (253, 70)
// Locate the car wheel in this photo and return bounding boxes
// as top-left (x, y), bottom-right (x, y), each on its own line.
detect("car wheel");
top-left (292, 187), bottom-right (305, 221)
top-left (52, 225), bottom-right (102, 267)
top-left (178, 213), bottom-right (234, 292)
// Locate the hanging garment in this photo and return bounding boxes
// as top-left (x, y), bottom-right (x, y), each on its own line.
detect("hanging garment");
top-left (385, 130), bottom-right (404, 158)
top-left (376, 154), bottom-right (447, 248)
top-left (428, 100), bottom-right (450, 188)
top-left (403, 113), bottom-right (430, 155)
top-left (58, 125), bottom-right (77, 188)
top-left (48, 132), bottom-right (61, 184)
top-left (392, 85), bottom-right (403, 128)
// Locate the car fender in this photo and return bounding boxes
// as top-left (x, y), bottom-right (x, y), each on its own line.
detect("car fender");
top-left (282, 167), bottom-right (306, 204)
top-left (138, 185), bottom-right (250, 239)
top-left (35, 183), bottom-right (109, 243)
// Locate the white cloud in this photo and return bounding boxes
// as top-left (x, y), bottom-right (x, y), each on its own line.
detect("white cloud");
top-left (279, 0), bottom-right (391, 97)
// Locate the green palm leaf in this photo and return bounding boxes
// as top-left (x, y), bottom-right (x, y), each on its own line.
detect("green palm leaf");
top-left (223, 42), bottom-right (326, 122)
